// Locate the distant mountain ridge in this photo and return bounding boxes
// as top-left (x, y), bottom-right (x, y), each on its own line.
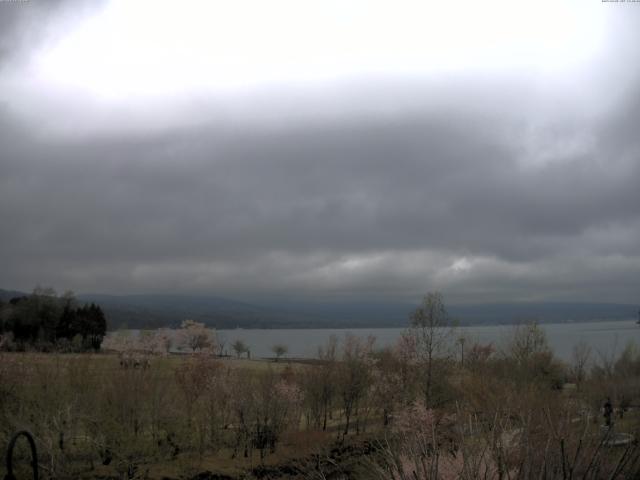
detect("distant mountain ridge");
top-left (1, 288), bottom-right (637, 330)
top-left (0, 289), bottom-right (28, 302)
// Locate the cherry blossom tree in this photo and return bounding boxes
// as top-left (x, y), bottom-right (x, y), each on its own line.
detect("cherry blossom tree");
top-left (177, 319), bottom-right (216, 354)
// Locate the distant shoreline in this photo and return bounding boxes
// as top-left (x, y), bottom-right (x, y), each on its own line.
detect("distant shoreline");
top-left (106, 316), bottom-right (639, 332)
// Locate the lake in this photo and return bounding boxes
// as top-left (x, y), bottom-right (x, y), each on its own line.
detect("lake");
top-left (108, 319), bottom-right (640, 362)
top-left (214, 320), bottom-right (640, 361)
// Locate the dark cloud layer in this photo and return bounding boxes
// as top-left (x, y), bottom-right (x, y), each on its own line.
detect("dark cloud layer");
top-left (1, 1), bottom-right (640, 304)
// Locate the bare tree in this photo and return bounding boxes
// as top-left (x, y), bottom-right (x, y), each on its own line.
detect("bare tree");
top-left (410, 292), bottom-right (452, 406)
top-left (571, 340), bottom-right (592, 386)
top-left (505, 322), bottom-right (550, 364)
top-left (337, 334), bottom-right (375, 436)
top-left (232, 339), bottom-right (249, 359)
top-left (317, 335), bottom-right (338, 431)
top-left (271, 344), bottom-right (288, 362)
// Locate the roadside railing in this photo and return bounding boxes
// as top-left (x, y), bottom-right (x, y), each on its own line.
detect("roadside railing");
top-left (4, 431), bottom-right (38, 480)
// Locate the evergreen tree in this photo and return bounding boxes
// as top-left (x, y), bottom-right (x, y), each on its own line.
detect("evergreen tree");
top-left (0, 289), bottom-right (108, 351)
top-left (56, 305), bottom-right (76, 340)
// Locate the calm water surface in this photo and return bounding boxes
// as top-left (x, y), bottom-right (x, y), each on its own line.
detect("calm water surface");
top-left (110, 320), bottom-right (640, 361)
top-left (214, 320), bottom-right (640, 361)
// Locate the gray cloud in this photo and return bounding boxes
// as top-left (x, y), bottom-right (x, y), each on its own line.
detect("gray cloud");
top-left (0, 1), bottom-right (106, 66)
top-left (1, 2), bottom-right (640, 304)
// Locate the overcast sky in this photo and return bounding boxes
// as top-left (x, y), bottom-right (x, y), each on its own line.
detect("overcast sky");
top-left (1, 0), bottom-right (639, 304)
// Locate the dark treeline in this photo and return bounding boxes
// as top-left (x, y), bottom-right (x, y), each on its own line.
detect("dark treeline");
top-left (0, 287), bottom-right (107, 352)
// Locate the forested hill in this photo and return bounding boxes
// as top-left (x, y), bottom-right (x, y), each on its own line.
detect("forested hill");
top-left (76, 295), bottom-right (640, 329)
top-left (2, 289), bottom-right (637, 330)
top-left (0, 289), bottom-right (26, 302)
